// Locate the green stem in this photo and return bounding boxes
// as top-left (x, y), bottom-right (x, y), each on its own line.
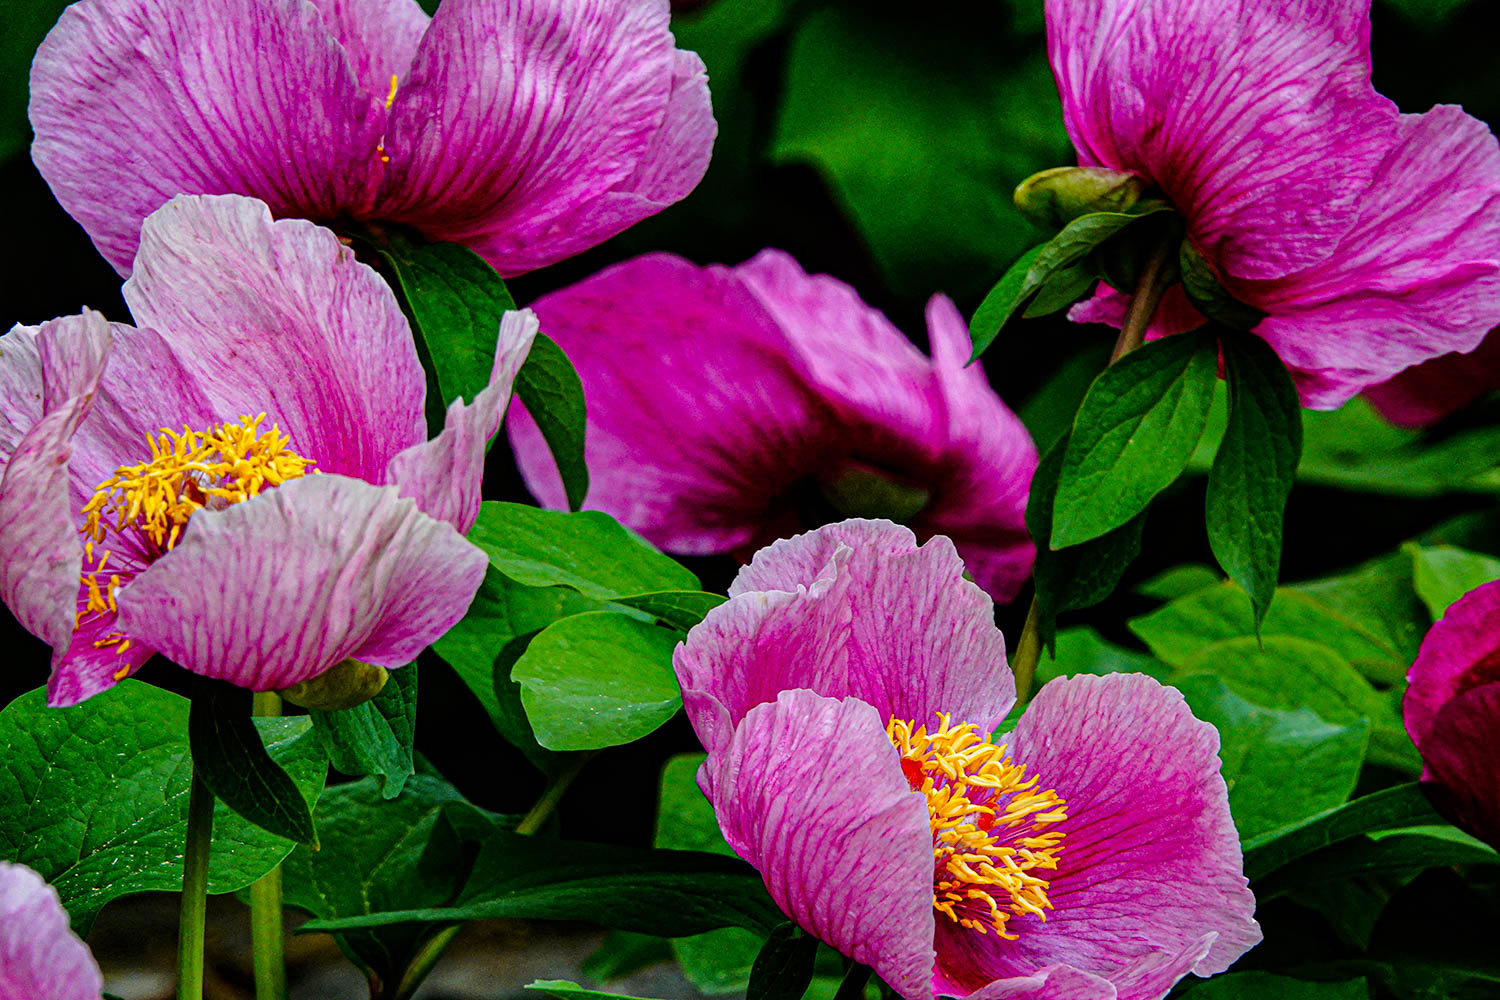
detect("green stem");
top-left (833, 963), bottom-right (873, 1000)
top-left (248, 691), bottom-right (287, 1000)
top-left (177, 766), bottom-right (215, 1000)
top-left (391, 924), bottom-right (462, 1000)
top-left (514, 752), bottom-right (593, 836)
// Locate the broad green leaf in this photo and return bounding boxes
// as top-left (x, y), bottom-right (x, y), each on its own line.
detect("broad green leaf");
top-left (470, 502), bottom-right (699, 599)
top-left (583, 932), bottom-right (675, 983)
top-left (529, 981), bottom-right (667, 1000)
top-left (748, 924), bottom-right (818, 1000)
top-left (308, 665), bottom-right (417, 799)
top-left (512, 611), bottom-right (683, 751)
top-left (1206, 330), bottom-right (1302, 628)
top-left (1407, 543), bottom-right (1500, 619)
top-left (613, 590), bottom-right (726, 631)
top-left (1052, 329), bottom-right (1220, 548)
top-left (513, 332), bottom-right (591, 511)
top-left (1178, 242), bottom-right (1267, 331)
top-left (1174, 676), bottom-right (1369, 840)
top-left (1294, 398), bottom-right (1500, 497)
top-left (1184, 973), bottom-right (1367, 999)
top-left (1242, 783), bottom-right (1444, 881)
top-left (189, 681), bottom-right (318, 846)
top-left (1135, 564), bottom-right (1222, 602)
top-left (0, 682), bottom-right (325, 931)
top-left (1292, 551), bottom-right (1426, 666)
top-left (969, 245), bottom-right (1044, 358)
top-left (1035, 627), bottom-right (1167, 688)
top-left (1256, 826), bottom-right (1498, 901)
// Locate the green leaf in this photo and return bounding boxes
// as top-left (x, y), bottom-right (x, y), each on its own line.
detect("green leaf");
top-left (0, 681), bottom-right (325, 931)
top-left (747, 924), bottom-right (818, 1000)
top-left (1242, 784), bottom-right (1445, 881)
top-left (470, 502), bottom-right (699, 599)
top-left (1294, 397), bottom-right (1500, 497)
top-left (1035, 627), bottom-right (1168, 688)
top-left (583, 932), bottom-right (675, 983)
top-left (188, 681), bottom-right (319, 846)
top-left (1027, 432), bottom-right (1147, 650)
top-left (1183, 972), bottom-right (1368, 999)
top-left (514, 332), bottom-right (591, 511)
top-left (308, 665), bottom-right (417, 799)
top-left (528, 981), bottom-right (669, 1000)
top-left (1256, 826), bottom-right (1499, 901)
top-left (1178, 241), bottom-right (1268, 331)
top-left (1292, 551), bottom-right (1426, 667)
top-left (1407, 543), bottom-right (1500, 619)
top-left (512, 611), bottom-right (683, 751)
top-left (1052, 329), bottom-right (1220, 548)
top-left (969, 245), bottom-right (1044, 358)
top-left (1135, 564), bottom-right (1222, 602)
top-left (1174, 676), bottom-right (1369, 840)
top-left (613, 590), bottom-right (726, 631)
top-left (1205, 329), bottom-right (1302, 628)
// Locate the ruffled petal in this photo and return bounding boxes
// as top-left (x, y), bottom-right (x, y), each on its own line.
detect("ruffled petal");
top-left (0, 862), bottom-right (105, 1000)
top-left (1364, 328), bottom-right (1500, 428)
top-left (1404, 578), bottom-right (1500, 750)
top-left (387, 310), bottom-right (537, 532)
top-left (508, 253), bottom-right (828, 553)
top-left (675, 520), bottom-right (1015, 757)
top-left (934, 673), bottom-right (1258, 996)
top-left (1066, 283), bottom-right (1206, 342)
top-left (1418, 683), bottom-right (1500, 851)
top-left (123, 195), bottom-right (426, 482)
top-left (306, 0), bottom-right (430, 100)
top-left (1046, 0), bottom-right (1397, 280)
top-left (29, 0), bottom-right (386, 275)
top-left (377, 0), bottom-right (709, 275)
top-left (704, 690), bottom-right (934, 1000)
top-left (0, 314), bottom-right (111, 657)
top-left (114, 474), bottom-right (486, 691)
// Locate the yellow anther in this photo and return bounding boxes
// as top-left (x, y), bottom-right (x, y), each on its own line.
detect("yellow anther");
top-left (385, 73), bottom-right (399, 111)
top-left (888, 714), bottom-right (1067, 941)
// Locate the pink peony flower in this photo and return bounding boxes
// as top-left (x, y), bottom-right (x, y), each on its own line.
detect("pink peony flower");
top-left (0, 862), bottom-right (103, 1000)
top-left (507, 251), bottom-right (1039, 603)
top-left (1049, 0), bottom-right (1500, 408)
top-left (1403, 579), bottom-right (1500, 850)
top-left (0, 194), bottom-right (535, 707)
top-left (673, 519), bottom-right (1260, 1000)
top-left (1364, 329), bottom-right (1500, 428)
top-left (29, 0), bottom-right (714, 278)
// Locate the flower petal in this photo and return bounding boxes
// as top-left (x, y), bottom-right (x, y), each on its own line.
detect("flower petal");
top-left (0, 862), bottom-right (105, 1000)
top-left (377, 0), bottom-right (708, 275)
top-left (1046, 0), bottom-right (1397, 279)
top-left (508, 253), bottom-right (828, 553)
top-left (307, 0), bottom-right (430, 100)
top-left (123, 195), bottom-right (426, 481)
top-left (1404, 578), bottom-right (1500, 751)
top-left (0, 313), bottom-right (111, 657)
top-left (114, 474), bottom-right (486, 690)
top-left (1418, 683), bottom-right (1500, 852)
top-left (387, 309), bottom-right (537, 532)
top-left (935, 673), bottom-right (1258, 996)
top-left (675, 519), bottom-right (1015, 757)
top-left (1364, 328), bottom-right (1500, 428)
top-left (704, 689), bottom-right (934, 1000)
top-left (29, 0), bottom-right (385, 275)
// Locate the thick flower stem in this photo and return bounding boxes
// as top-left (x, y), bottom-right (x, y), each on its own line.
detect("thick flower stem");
top-left (248, 691), bottom-right (287, 1000)
top-left (833, 963), bottom-right (873, 1000)
top-left (391, 925), bottom-right (462, 1000)
top-left (1012, 239), bottom-right (1177, 702)
top-left (515, 752), bottom-right (594, 836)
top-left (177, 766), bottom-right (215, 1000)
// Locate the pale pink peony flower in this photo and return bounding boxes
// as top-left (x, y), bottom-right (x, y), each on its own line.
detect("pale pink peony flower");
top-left (0, 862), bottom-right (103, 1000)
top-left (674, 519), bottom-right (1261, 1000)
top-left (29, 0), bottom-right (714, 278)
top-left (0, 194), bottom-right (534, 706)
top-left (507, 251), bottom-right (1038, 603)
top-left (1050, 0), bottom-right (1500, 408)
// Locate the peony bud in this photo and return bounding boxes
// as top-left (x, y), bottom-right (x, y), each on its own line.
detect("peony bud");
top-left (279, 658), bottom-right (390, 711)
top-left (1014, 166), bottom-right (1150, 228)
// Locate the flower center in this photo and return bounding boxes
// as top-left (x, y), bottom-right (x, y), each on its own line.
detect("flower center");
top-left (887, 713), bottom-right (1067, 939)
top-left (76, 414), bottom-right (315, 658)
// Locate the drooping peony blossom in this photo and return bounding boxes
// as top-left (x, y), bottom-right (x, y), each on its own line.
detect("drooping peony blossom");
top-left (0, 862), bottom-right (103, 1000)
top-left (0, 194), bottom-right (535, 707)
top-left (507, 251), bottom-right (1038, 603)
top-left (1364, 328), bottom-right (1500, 428)
top-left (1403, 579), bottom-right (1500, 850)
top-left (674, 519), bottom-right (1260, 1000)
top-left (29, 0), bottom-right (714, 278)
top-left (1048, 0), bottom-right (1500, 409)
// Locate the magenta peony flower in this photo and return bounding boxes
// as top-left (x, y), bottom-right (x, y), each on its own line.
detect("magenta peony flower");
top-left (673, 519), bottom-right (1260, 1000)
top-left (29, 0), bottom-right (714, 278)
top-left (1403, 579), bottom-right (1500, 850)
top-left (507, 251), bottom-right (1038, 603)
top-left (0, 194), bottom-right (535, 707)
top-left (1049, 0), bottom-right (1500, 409)
top-left (1364, 329), bottom-right (1500, 428)
top-left (0, 862), bottom-right (103, 1000)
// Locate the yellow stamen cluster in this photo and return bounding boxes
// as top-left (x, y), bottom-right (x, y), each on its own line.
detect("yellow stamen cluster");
top-left (888, 714), bottom-right (1067, 939)
top-left (75, 415), bottom-right (315, 657)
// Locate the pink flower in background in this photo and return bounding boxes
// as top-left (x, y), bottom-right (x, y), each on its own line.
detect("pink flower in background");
top-left (1049, 0), bottom-right (1500, 408)
top-left (674, 519), bottom-right (1260, 1000)
top-left (1404, 580), bottom-right (1500, 850)
top-left (0, 862), bottom-right (103, 1000)
top-left (0, 194), bottom-right (534, 707)
top-left (507, 251), bottom-right (1038, 603)
top-left (29, 0), bottom-right (713, 277)
top-left (1364, 329), bottom-right (1500, 428)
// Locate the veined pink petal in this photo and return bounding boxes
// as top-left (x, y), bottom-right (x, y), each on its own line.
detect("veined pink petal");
top-left (123, 195), bottom-right (426, 482)
top-left (957, 964), bottom-right (1114, 1000)
top-left (306, 0), bottom-right (430, 100)
top-left (704, 690), bottom-right (935, 1000)
top-left (935, 673), bottom-right (1258, 999)
top-left (1404, 579), bottom-right (1500, 751)
top-left (377, 0), bottom-right (711, 276)
top-left (29, 0), bottom-right (386, 275)
top-left (0, 862), bottom-right (104, 1000)
top-left (675, 520), bottom-right (1015, 757)
top-left (114, 475), bottom-right (486, 690)
top-left (1067, 282), bottom-right (1206, 343)
top-left (388, 310), bottom-right (538, 532)
top-left (1047, 0), bottom-right (1397, 280)
top-left (1364, 328), bottom-right (1500, 428)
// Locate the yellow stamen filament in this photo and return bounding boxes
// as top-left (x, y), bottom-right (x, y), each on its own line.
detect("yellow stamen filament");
top-left (378, 73), bottom-right (399, 163)
top-left (888, 714), bottom-right (1067, 940)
